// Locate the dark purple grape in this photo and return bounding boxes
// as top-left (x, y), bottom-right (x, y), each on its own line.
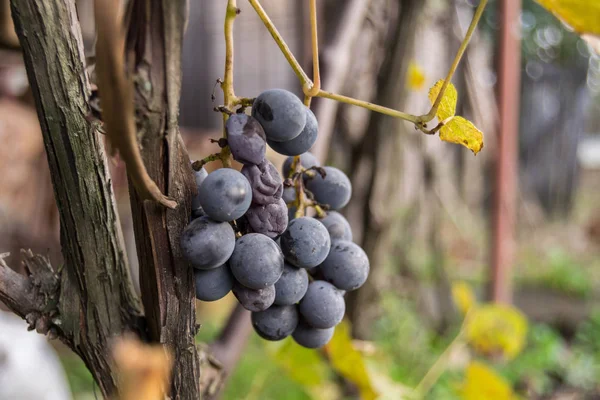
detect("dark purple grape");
top-left (232, 281), bottom-right (275, 312)
top-left (191, 166), bottom-right (208, 211)
top-left (320, 240), bottom-right (369, 291)
top-left (229, 233), bottom-right (284, 289)
top-left (299, 281), bottom-right (345, 329)
top-left (282, 186), bottom-right (296, 203)
top-left (267, 107), bottom-right (318, 156)
top-left (252, 304), bottom-right (299, 341)
top-left (318, 211), bottom-right (353, 241)
top-left (305, 166), bottom-right (352, 210)
top-left (245, 197), bottom-right (288, 238)
top-left (280, 217), bottom-right (331, 268)
top-left (226, 113), bottom-right (267, 165)
top-left (241, 159), bottom-right (283, 205)
top-left (180, 216), bottom-right (235, 270)
top-left (199, 168), bottom-right (252, 221)
top-left (292, 320), bottom-right (334, 348)
top-left (194, 264), bottom-right (233, 302)
top-left (252, 89), bottom-right (306, 142)
top-left (274, 263), bottom-right (309, 305)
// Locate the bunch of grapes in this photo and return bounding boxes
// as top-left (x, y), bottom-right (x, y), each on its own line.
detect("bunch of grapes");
top-left (181, 89), bottom-right (369, 349)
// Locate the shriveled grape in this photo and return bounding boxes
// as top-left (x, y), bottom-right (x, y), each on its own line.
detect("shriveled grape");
top-left (226, 113), bottom-right (267, 165)
top-left (241, 160), bottom-right (283, 205)
top-left (244, 198), bottom-right (288, 238)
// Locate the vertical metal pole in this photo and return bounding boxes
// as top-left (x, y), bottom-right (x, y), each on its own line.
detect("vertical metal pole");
top-left (491, 0), bottom-right (521, 303)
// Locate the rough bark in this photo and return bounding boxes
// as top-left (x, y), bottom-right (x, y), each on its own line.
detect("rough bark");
top-left (7, 0), bottom-right (143, 396)
top-left (125, 1), bottom-right (201, 398)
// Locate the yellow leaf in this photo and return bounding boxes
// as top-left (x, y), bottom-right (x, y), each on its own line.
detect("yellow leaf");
top-left (406, 61), bottom-right (426, 91)
top-left (458, 361), bottom-right (518, 400)
top-left (267, 339), bottom-right (330, 388)
top-left (440, 116), bottom-right (484, 155)
top-left (451, 281), bottom-right (477, 315)
top-left (325, 320), bottom-right (379, 400)
top-left (465, 304), bottom-right (528, 360)
top-left (536, 0), bottom-right (600, 35)
top-left (428, 79), bottom-right (457, 121)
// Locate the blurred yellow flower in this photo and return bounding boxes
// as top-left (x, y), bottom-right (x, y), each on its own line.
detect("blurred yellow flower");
top-left (406, 61), bottom-right (426, 91)
top-left (465, 304), bottom-right (528, 360)
top-left (452, 281), bottom-right (476, 315)
top-left (458, 361), bottom-right (518, 400)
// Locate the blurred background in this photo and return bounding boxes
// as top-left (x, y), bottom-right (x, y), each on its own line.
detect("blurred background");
top-left (1, 0), bottom-right (599, 399)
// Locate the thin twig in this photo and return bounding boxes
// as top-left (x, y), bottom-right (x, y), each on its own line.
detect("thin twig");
top-left (303, 0), bottom-right (320, 106)
top-left (413, 311), bottom-right (472, 398)
top-left (418, 0), bottom-right (488, 123)
top-left (247, 0), bottom-right (312, 88)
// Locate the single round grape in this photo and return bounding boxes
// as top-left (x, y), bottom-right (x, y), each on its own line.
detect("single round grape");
top-left (251, 304), bottom-right (299, 341)
top-left (251, 89), bottom-right (306, 142)
top-left (267, 107), bottom-right (318, 156)
top-left (180, 216), bottom-right (235, 269)
top-left (282, 152), bottom-right (320, 178)
top-left (191, 166), bottom-right (208, 211)
top-left (194, 264), bottom-right (233, 301)
top-left (232, 281), bottom-right (275, 312)
top-left (320, 240), bottom-right (369, 291)
top-left (292, 320), bottom-right (334, 348)
top-left (241, 160), bottom-right (283, 205)
top-left (280, 217), bottom-right (331, 268)
top-left (282, 186), bottom-right (296, 203)
top-left (199, 168), bottom-right (252, 222)
top-left (226, 113), bottom-right (267, 165)
top-left (245, 198), bottom-right (288, 238)
top-left (305, 166), bottom-right (352, 210)
top-left (229, 233), bottom-right (284, 289)
top-left (274, 263), bottom-right (309, 305)
top-left (299, 281), bottom-right (345, 329)
top-left (318, 211), bottom-right (353, 241)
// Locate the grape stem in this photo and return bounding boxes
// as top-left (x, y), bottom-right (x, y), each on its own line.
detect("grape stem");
top-left (246, 0), bottom-right (488, 134)
top-left (289, 156), bottom-right (327, 219)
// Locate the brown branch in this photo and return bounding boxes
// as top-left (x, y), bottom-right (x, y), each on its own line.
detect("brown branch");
top-left (0, 252), bottom-right (38, 319)
top-left (93, 0), bottom-right (176, 209)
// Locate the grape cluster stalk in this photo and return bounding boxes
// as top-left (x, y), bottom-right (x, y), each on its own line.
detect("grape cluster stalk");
top-left (182, 89), bottom-right (369, 348)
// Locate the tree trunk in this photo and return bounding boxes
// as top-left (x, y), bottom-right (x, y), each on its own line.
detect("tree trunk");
top-left (6, 0), bottom-right (143, 395)
top-left (124, 1), bottom-right (201, 398)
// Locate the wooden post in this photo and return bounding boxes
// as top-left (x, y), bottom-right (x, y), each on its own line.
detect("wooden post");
top-left (490, 0), bottom-right (521, 303)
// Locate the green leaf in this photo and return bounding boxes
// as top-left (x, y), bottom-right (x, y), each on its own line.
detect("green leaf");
top-left (325, 320), bottom-right (379, 400)
top-left (428, 79), bottom-right (457, 121)
top-left (536, 0), bottom-right (600, 35)
top-left (440, 116), bottom-right (484, 155)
